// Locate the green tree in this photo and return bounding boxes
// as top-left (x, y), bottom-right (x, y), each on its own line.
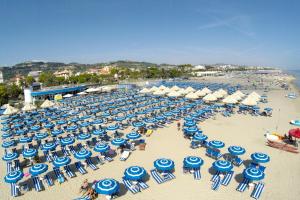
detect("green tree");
top-left (0, 84), bottom-right (8, 105)
top-left (7, 84), bottom-right (21, 99)
top-left (25, 76), bottom-right (35, 86)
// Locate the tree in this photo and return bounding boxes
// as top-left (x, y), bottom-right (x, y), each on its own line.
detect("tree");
top-left (7, 84), bottom-right (21, 99)
top-left (0, 84), bottom-right (8, 105)
top-left (25, 76), bottom-right (35, 86)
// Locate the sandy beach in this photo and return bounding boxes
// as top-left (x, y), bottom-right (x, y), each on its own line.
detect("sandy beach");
top-left (1, 75), bottom-right (300, 200)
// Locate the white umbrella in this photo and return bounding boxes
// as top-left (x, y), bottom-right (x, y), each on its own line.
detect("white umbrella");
top-left (241, 98), bottom-right (257, 106)
top-left (149, 86), bottom-right (159, 92)
top-left (213, 91), bottom-right (224, 99)
top-left (185, 92), bottom-right (199, 99)
top-left (201, 87), bottom-right (212, 94)
top-left (85, 88), bottom-right (100, 93)
top-left (1, 104), bottom-right (9, 109)
top-left (217, 89), bottom-right (228, 96)
top-left (40, 99), bottom-right (56, 108)
top-left (63, 94), bottom-right (73, 98)
top-left (222, 96), bottom-right (238, 104)
top-left (170, 85), bottom-right (180, 91)
top-left (234, 90), bottom-right (245, 97)
top-left (153, 90), bottom-right (166, 96)
top-left (185, 86), bottom-right (195, 92)
top-left (3, 105), bottom-right (18, 115)
top-left (178, 88), bottom-right (189, 95)
top-left (22, 104), bottom-right (36, 111)
top-left (195, 90), bottom-right (206, 97)
top-left (203, 93), bottom-right (217, 102)
top-left (163, 87), bottom-right (171, 93)
top-left (158, 85), bottom-right (167, 90)
top-left (167, 91), bottom-right (182, 97)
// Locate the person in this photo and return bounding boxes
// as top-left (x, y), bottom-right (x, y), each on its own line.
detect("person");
top-left (177, 122), bottom-right (181, 131)
top-left (79, 179), bottom-right (89, 194)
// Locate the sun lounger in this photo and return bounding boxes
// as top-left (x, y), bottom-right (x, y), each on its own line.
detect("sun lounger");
top-left (14, 160), bottom-right (20, 171)
top-left (32, 176), bottom-right (43, 192)
top-left (69, 145), bottom-right (77, 154)
top-left (233, 157), bottom-right (243, 166)
top-left (11, 183), bottom-right (19, 197)
top-left (86, 158), bottom-right (98, 170)
top-left (44, 174), bottom-right (54, 187)
top-left (75, 162), bottom-right (87, 174)
top-left (52, 151), bottom-right (58, 160)
top-left (194, 169), bottom-right (201, 180)
top-left (150, 169), bottom-right (165, 184)
top-left (54, 168), bottom-right (65, 184)
top-left (120, 150), bottom-right (130, 161)
top-left (221, 171), bottom-right (234, 186)
top-left (137, 181), bottom-right (149, 190)
top-left (43, 151), bottom-right (53, 162)
top-left (64, 165), bottom-right (76, 178)
top-left (236, 178), bottom-right (250, 192)
top-left (7, 161), bottom-right (13, 173)
top-left (61, 146), bottom-right (70, 156)
top-left (212, 176), bottom-right (221, 191)
top-left (164, 172), bottom-right (176, 181)
top-left (129, 143), bottom-right (136, 151)
top-left (251, 182), bottom-right (265, 199)
top-left (211, 171), bottom-right (220, 182)
top-left (122, 178), bottom-right (140, 194)
top-left (146, 129), bottom-right (153, 137)
top-left (259, 166), bottom-right (266, 172)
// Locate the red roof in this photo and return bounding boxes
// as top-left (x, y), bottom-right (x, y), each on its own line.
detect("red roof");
top-left (289, 128), bottom-right (300, 138)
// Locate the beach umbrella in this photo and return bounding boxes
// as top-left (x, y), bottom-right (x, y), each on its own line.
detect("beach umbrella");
top-left (92, 129), bottom-right (106, 136)
top-left (154, 158), bottom-right (175, 171)
top-left (60, 137), bottom-right (75, 146)
top-left (2, 152), bottom-right (19, 161)
top-left (201, 87), bottom-right (212, 94)
top-left (4, 171), bottom-right (24, 183)
top-left (183, 156), bottom-right (204, 169)
top-left (132, 121), bottom-right (146, 128)
top-left (35, 132), bottom-right (48, 140)
top-left (155, 115), bottom-right (166, 121)
top-left (126, 132), bottom-right (141, 140)
top-left (95, 178), bottom-right (120, 195)
top-left (44, 123), bottom-right (55, 129)
top-left (29, 164), bottom-right (48, 176)
top-left (42, 142), bottom-right (57, 151)
top-left (3, 105), bottom-right (18, 115)
top-left (222, 96), bottom-right (238, 104)
top-left (184, 121), bottom-right (196, 127)
top-left (2, 140), bottom-right (16, 148)
top-left (228, 146), bottom-right (246, 156)
top-left (288, 128), bottom-right (300, 138)
top-left (251, 152), bottom-right (270, 164)
top-left (144, 118), bottom-right (158, 124)
top-left (106, 124), bottom-right (119, 131)
top-left (19, 136), bottom-right (33, 143)
top-left (193, 133), bottom-right (208, 141)
top-left (208, 140), bottom-right (225, 149)
top-left (167, 91), bottom-right (182, 97)
top-left (22, 148), bottom-right (38, 158)
top-left (139, 88), bottom-right (151, 94)
top-left (92, 119), bottom-right (104, 125)
top-left (290, 120), bottom-right (300, 127)
top-left (243, 167), bottom-right (265, 181)
top-left (22, 104), bottom-right (37, 111)
top-left (163, 112), bottom-right (173, 117)
top-left (51, 129), bottom-right (64, 136)
top-left (203, 94), bottom-right (217, 102)
top-left (212, 160), bottom-right (233, 172)
top-left (115, 116), bottom-right (126, 122)
top-left (170, 85), bottom-right (180, 91)
top-left (94, 143), bottom-right (110, 153)
top-left (74, 149), bottom-right (92, 160)
top-left (185, 92), bottom-right (199, 100)
top-left (77, 133), bottom-right (91, 141)
top-left (70, 117), bottom-right (80, 123)
top-left (66, 125), bottom-right (78, 132)
top-left (184, 126), bottom-right (198, 135)
top-left (124, 166), bottom-right (146, 181)
top-left (2, 132), bottom-right (13, 139)
top-left (111, 138), bottom-right (126, 146)
top-left (30, 125), bottom-right (41, 132)
top-left (56, 120), bottom-right (67, 125)
top-left (53, 157), bottom-right (71, 168)
top-left (79, 122), bottom-right (90, 127)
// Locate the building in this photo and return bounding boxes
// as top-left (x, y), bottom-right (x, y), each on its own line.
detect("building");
top-left (0, 70), bottom-right (4, 83)
top-left (193, 71), bottom-right (223, 77)
top-left (99, 66), bottom-right (112, 75)
top-left (53, 69), bottom-right (73, 79)
top-left (87, 68), bottom-right (101, 74)
top-left (28, 71), bottom-right (42, 81)
top-left (192, 65), bottom-right (206, 71)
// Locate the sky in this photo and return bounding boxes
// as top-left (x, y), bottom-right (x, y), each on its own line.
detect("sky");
top-left (0, 0), bottom-right (299, 69)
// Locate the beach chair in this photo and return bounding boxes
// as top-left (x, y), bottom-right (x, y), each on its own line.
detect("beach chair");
top-left (194, 169), bottom-right (201, 180)
top-left (61, 146), bottom-right (70, 156)
top-left (251, 182), bottom-right (265, 199)
top-left (54, 168), bottom-right (65, 184)
top-left (122, 178), bottom-right (140, 194)
top-left (146, 129), bottom-right (153, 137)
top-left (211, 176), bottom-right (221, 191)
top-left (11, 183), bottom-right (19, 197)
top-left (150, 169), bottom-right (165, 184)
top-left (164, 172), bottom-right (176, 181)
top-left (233, 157), bottom-right (243, 166)
top-left (211, 171), bottom-right (220, 182)
top-left (221, 171), bottom-right (234, 186)
top-left (69, 145), bottom-right (77, 154)
top-left (32, 176), bottom-right (43, 192)
top-left (75, 162), bottom-right (87, 174)
top-left (14, 160), bottom-right (20, 171)
top-left (259, 166), bottom-right (266, 172)
top-left (211, 150), bottom-right (222, 160)
top-left (44, 174), bottom-right (54, 187)
top-left (236, 178), bottom-right (250, 192)
top-left (43, 151), bottom-right (53, 162)
top-left (52, 151), bottom-right (59, 160)
top-left (101, 153), bottom-right (113, 162)
top-left (64, 165), bottom-right (76, 178)
top-left (137, 181), bottom-right (149, 190)
top-left (7, 161), bottom-right (13, 173)
top-left (120, 150), bottom-right (130, 161)
top-left (129, 143), bottom-right (136, 151)
top-left (86, 158), bottom-right (98, 170)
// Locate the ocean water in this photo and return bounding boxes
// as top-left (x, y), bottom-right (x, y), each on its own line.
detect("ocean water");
top-left (287, 69), bottom-right (300, 89)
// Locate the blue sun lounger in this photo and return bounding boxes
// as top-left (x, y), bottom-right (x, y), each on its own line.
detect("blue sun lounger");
top-left (32, 176), bottom-right (43, 192)
top-left (150, 169), bottom-right (165, 184)
top-left (7, 161), bottom-right (13, 173)
top-left (211, 171), bottom-right (220, 182)
top-left (86, 158), bottom-right (98, 170)
top-left (52, 151), bottom-right (59, 160)
top-left (122, 178), bottom-right (140, 194)
top-left (236, 178), bottom-right (250, 192)
top-left (64, 165), bottom-right (76, 178)
top-left (194, 169), bottom-right (201, 180)
top-left (54, 168), bottom-right (65, 184)
top-left (137, 181), bottom-right (149, 190)
top-left (251, 182), bottom-right (265, 199)
top-left (61, 146), bottom-right (70, 156)
top-left (233, 157), bottom-right (243, 166)
top-left (221, 171), bottom-right (234, 186)
top-left (212, 176), bottom-right (221, 191)
top-left (164, 172), bottom-right (176, 181)
top-left (43, 151), bottom-right (53, 162)
top-left (11, 183), bottom-right (19, 197)
top-left (14, 160), bottom-right (20, 171)
top-left (44, 174), bottom-right (54, 187)
top-left (75, 162), bottom-right (87, 174)
top-left (69, 145), bottom-right (77, 154)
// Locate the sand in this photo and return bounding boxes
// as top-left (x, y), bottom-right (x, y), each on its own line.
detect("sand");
top-left (1, 76), bottom-right (300, 200)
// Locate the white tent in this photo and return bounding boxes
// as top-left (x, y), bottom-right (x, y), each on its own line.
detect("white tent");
top-left (163, 87), bottom-right (171, 93)
top-left (222, 96), bottom-right (238, 104)
top-left (40, 99), bottom-right (56, 108)
top-left (217, 89), bottom-right (228, 96)
top-left (158, 85), bottom-right (167, 90)
top-left (139, 88), bottom-right (150, 94)
top-left (241, 98), bottom-right (257, 106)
top-left (170, 85), bottom-right (180, 91)
top-left (185, 92), bottom-right (199, 99)
top-left (195, 90), bottom-right (206, 97)
top-left (149, 86), bottom-right (159, 92)
top-left (3, 105), bottom-right (18, 115)
top-left (178, 88), bottom-right (189, 95)
top-left (231, 93), bottom-right (242, 101)
top-left (22, 104), bottom-right (36, 111)
top-left (213, 91), bottom-right (224, 99)
top-left (1, 104), bottom-right (9, 109)
top-left (185, 86), bottom-right (196, 93)
top-left (63, 94), bottom-right (73, 98)
top-left (234, 90), bottom-right (245, 97)
top-left (167, 91), bottom-right (182, 97)
top-left (153, 90), bottom-right (166, 96)
top-left (86, 87), bottom-right (101, 93)
top-left (201, 87), bottom-right (212, 94)
top-left (203, 93), bottom-right (217, 102)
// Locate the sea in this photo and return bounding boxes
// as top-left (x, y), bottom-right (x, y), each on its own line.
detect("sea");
top-left (287, 69), bottom-right (300, 89)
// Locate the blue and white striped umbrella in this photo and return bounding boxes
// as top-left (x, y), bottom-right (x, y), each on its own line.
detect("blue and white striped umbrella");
top-left (212, 160), bottom-right (233, 172)
top-left (126, 114), bottom-right (136, 119)
top-left (243, 167), bottom-right (265, 181)
top-left (70, 118), bottom-right (80, 123)
top-left (78, 133), bottom-right (91, 140)
top-left (193, 133), bottom-right (208, 141)
top-left (4, 171), bottom-right (24, 183)
top-left (2, 132), bottom-right (13, 139)
top-left (35, 132), bottom-right (48, 140)
top-left (144, 118), bottom-right (158, 124)
top-left (51, 129), bottom-right (64, 136)
top-left (126, 132), bottom-right (141, 140)
top-left (184, 121), bottom-right (196, 127)
top-left (39, 118), bottom-right (48, 123)
top-left (251, 152), bottom-right (270, 163)
top-left (60, 137), bottom-right (75, 146)
top-left (154, 158), bottom-right (175, 171)
top-left (132, 122), bottom-right (146, 128)
top-left (124, 166), bottom-right (146, 181)
top-left (106, 124), bottom-right (119, 131)
top-left (111, 138), bottom-right (126, 146)
top-left (42, 142), bottom-right (57, 151)
top-left (95, 179), bottom-right (120, 195)
top-left (2, 140), bottom-right (16, 148)
top-left (92, 129), bottom-right (106, 136)
top-left (2, 152), bottom-right (19, 161)
top-left (29, 163), bottom-right (48, 176)
top-left (53, 157), bottom-right (71, 167)
top-left (208, 140), bottom-right (225, 149)
top-left (30, 125), bottom-right (41, 131)
top-left (44, 123), bottom-right (55, 129)
top-left (79, 122), bottom-right (90, 127)
top-left (66, 125), bottom-right (78, 132)
top-left (102, 112), bottom-right (111, 117)
top-left (183, 156), bottom-right (204, 169)
top-left (155, 116), bottom-right (166, 121)
top-left (22, 148), bottom-right (38, 158)
top-left (74, 149), bottom-right (92, 160)
top-left (228, 146), bottom-right (246, 156)
top-left (56, 120), bottom-right (67, 125)
top-left (19, 137), bottom-right (32, 143)
top-left (184, 126), bottom-right (198, 134)
top-left (16, 129), bottom-right (26, 135)
top-left (184, 116), bottom-right (194, 121)
top-left (92, 119), bottom-right (104, 125)
top-left (115, 116), bottom-right (126, 122)
top-left (94, 143), bottom-right (110, 153)
top-left (163, 112), bottom-right (173, 117)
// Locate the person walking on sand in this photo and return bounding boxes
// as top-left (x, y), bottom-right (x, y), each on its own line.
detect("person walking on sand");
top-left (177, 122), bottom-right (181, 131)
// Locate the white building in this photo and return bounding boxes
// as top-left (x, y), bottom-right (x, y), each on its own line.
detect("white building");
top-left (193, 71), bottom-right (222, 77)
top-left (193, 65), bottom-right (206, 70)
top-left (0, 70), bottom-right (3, 83)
